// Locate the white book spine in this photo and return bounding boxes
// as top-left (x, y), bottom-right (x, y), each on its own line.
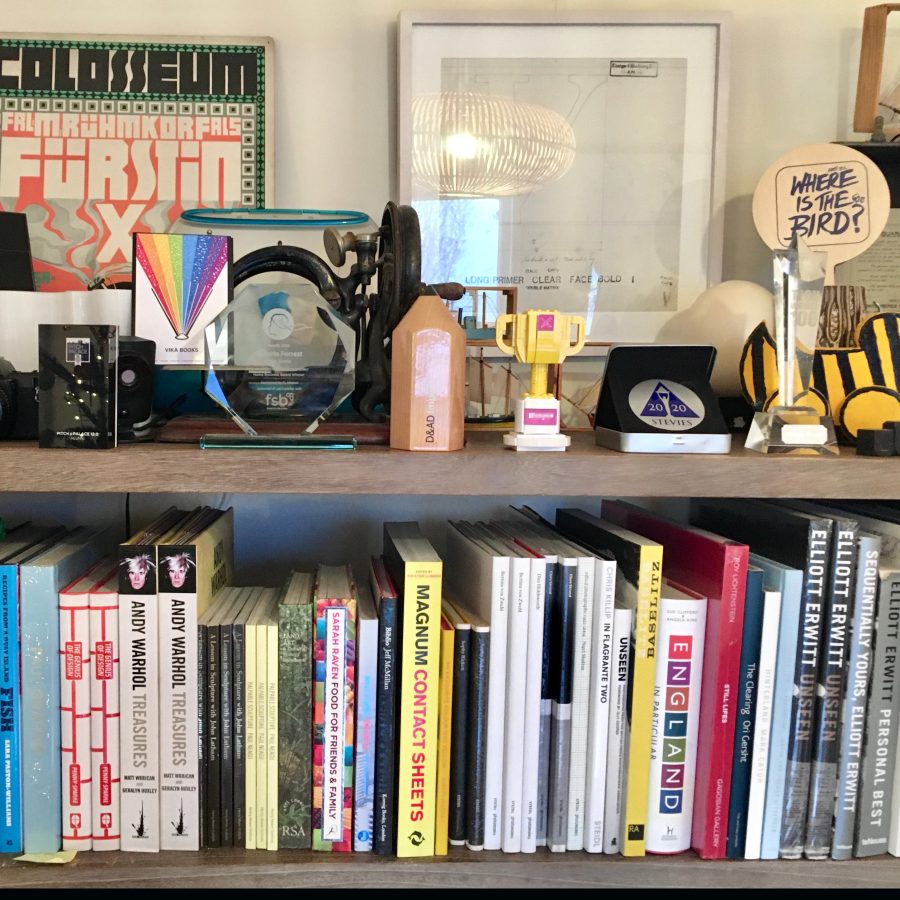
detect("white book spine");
top-left (158, 591), bottom-right (200, 850)
top-left (521, 556), bottom-right (546, 853)
top-left (566, 555), bottom-right (596, 850)
top-left (255, 615), bottom-right (268, 850)
top-left (645, 595), bottom-right (706, 853)
top-left (60, 588), bottom-right (92, 851)
top-left (744, 589), bottom-right (781, 859)
top-left (119, 590), bottom-right (160, 852)
top-left (584, 559), bottom-right (615, 853)
top-left (604, 608), bottom-right (632, 854)
top-left (266, 620), bottom-right (278, 851)
top-left (90, 585), bottom-right (120, 850)
top-left (484, 557), bottom-right (509, 851)
top-left (244, 620), bottom-right (257, 849)
top-left (502, 555), bottom-right (530, 853)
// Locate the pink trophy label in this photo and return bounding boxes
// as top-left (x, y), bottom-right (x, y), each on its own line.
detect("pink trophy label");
top-left (537, 314), bottom-right (555, 331)
top-left (524, 408), bottom-right (558, 426)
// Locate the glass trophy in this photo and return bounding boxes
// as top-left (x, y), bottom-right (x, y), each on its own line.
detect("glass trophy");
top-left (745, 237), bottom-right (838, 455)
top-left (201, 282), bottom-right (357, 448)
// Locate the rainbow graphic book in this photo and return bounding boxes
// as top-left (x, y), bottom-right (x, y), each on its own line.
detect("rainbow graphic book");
top-left (132, 232), bottom-right (232, 365)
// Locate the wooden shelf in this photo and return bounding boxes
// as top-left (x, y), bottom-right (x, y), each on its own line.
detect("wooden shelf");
top-left (2, 847), bottom-right (899, 888)
top-left (0, 433), bottom-right (897, 497)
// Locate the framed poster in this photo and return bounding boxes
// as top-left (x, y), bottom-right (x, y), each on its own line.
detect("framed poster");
top-left (0, 34), bottom-right (273, 290)
top-left (398, 12), bottom-right (729, 345)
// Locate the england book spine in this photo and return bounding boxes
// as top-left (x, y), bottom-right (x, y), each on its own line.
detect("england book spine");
top-left (603, 607), bottom-right (632, 854)
top-left (353, 612), bottom-right (378, 852)
top-left (233, 616), bottom-right (246, 848)
top-left (779, 519), bottom-right (832, 859)
top-left (89, 587), bottom-right (121, 850)
top-left (278, 603), bottom-right (312, 849)
top-left (118, 569), bottom-right (160, 852)
top-left (521, 558), bottom-right (546, 853)
top-left (158, 563), bottom-right (200, 850)
top-left (466, 626), bottom-right (490, 851)
top-left (220, 618), bottom-right (234, 848)
top-left (547, 560), bottom-right (576, 853)
top-left (448, 623), bottom-right (471, 846)
top-left (583, 559), bottom-right (614, 853)
top-left (725, 572), bottom-right (764, 860)
top-left (805, 521), bottom-right (858, 859)
top-left (536, 561), bottom-right (556, 847)
top-left (855, 573), bottom-right (900, 857)
top-left (0, 565), bottom-right (22, 853)
top-left (744, 590), bottom-right (781, 859)
top-left (502, 555), bottom-right (530, 853)
top-left (832, 535), bottom-right (879, 860)
top-left (646, 596), bottom-right (706, 853)
top-left (59, 588), bottom-right (92, 851)
top-left (204, 618), bottom-right (221, 848)
top-left (373, 594), bottom-right (398, 855)
top-left (265, 620), bottom-right (278, 851)
top-left (566, 555), bottom-right (596, 851)
top-left (395, 561), bottom-right (442, 858)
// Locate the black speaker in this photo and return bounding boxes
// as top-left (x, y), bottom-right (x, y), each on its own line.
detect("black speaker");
top-left (117, 336), bottom-right (156, 441)
top-left (0, 212), bottom-right (35, 291)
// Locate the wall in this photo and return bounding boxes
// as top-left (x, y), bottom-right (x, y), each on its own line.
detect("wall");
top-left (7, 0), bottom-right (881, 289)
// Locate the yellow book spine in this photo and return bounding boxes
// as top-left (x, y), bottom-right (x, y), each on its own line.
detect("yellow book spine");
top-left (266, 621), bottom-right (279, 851)
top-left (256, 618), bottom-right (268, 850)
top-left (434, 615), bottom-right (455, 856)
top-left (245, 622), bottom-right (257, 850)
top-left (622, 545), bottom-right (663, 857)
top-left (396, 560), bottom-right (443, 857)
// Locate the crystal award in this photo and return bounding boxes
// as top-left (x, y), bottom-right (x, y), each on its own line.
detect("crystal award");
top-left (745, 237), bottom-right (838, 455)
top-left (203, 282), bottom-right (356, 443)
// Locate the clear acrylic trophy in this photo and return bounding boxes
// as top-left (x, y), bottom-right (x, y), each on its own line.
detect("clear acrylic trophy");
top-left (201, 282), bottom-right (357, 449)
top-left (745, 237), bottom-right (838, 455)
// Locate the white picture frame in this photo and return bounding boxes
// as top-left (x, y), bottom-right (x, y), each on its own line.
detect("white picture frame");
top-left (398, 11), bottom-right (730, 345)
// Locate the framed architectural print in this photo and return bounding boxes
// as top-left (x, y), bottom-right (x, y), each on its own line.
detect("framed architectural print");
top-left (398, 11), bottom-right (730, 345)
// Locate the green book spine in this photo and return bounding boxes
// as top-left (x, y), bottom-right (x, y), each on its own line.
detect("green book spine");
top-left (278, 602), bottom-right (312, 849)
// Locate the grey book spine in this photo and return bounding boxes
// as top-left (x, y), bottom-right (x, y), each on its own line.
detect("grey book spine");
top-left (232, 617), bottom-right (246, 847)
top-left (204, 620), bottom-right (221, 847)
top-left (832, 534), bottom-right (880, 860)
top-left (277, 601), bottom-right (313, 849)
top-left (855, 573), bottom-right (900, 856)
top-left (466, 628), bottom-right (490, 850)
top-left (197, 620), bottom-right (208, 850)
top-left (804, 520), bottom-right (858, 859)
top-left (220, 619), bottom-right (234, 847)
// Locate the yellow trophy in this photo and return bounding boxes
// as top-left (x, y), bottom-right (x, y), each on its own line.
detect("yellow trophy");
top-left (495, 309), bottom-right (586, 451)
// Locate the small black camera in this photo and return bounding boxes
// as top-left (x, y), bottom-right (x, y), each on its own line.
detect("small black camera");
top-left (0, 361), bottom-right (39, 440)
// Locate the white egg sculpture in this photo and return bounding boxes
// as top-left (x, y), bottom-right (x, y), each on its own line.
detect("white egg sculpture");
top-left (656, 280), bottom-right (774, 397)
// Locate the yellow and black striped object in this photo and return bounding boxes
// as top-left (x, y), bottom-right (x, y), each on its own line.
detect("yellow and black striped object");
top-left (740, 312), bottom-right (900, 443)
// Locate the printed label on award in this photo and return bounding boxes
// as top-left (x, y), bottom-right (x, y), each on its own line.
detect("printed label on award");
top-left (628, 380), bottom-right (704, 431)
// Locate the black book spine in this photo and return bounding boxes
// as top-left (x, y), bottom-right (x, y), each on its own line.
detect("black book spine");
top-left (220, 619), bottom-right (235, 848)
top-left (448, 625), bottom-right (471, 845)
top-left (197, 621), bottom-right (207, 851)
top-left (374, 594), bottom-right (398, 856)
top-left (466, 628), bottom-right (490, 850)
top-left (205, 620), bottom-right (221, 847)
top-left (233, 618), bottom-right (246, 847)
top-left (537, 560), bottom-right (557, 847)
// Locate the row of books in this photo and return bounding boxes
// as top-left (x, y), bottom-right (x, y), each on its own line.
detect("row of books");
top-left (4, 498), bottom-right (900, 860)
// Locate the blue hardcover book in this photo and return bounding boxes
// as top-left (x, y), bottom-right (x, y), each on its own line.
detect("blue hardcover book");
top-left (749, 555), bottom-right (804, 861)
top-left (726, 566), bottom-right (765, 859)
top-left (0, 524), bottom-right (65, 853)
top-left (20, 528), bottom-right (109, 853)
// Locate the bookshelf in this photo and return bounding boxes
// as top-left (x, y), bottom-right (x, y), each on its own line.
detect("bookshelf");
top-left (1, 434), bottom-right (899, 887)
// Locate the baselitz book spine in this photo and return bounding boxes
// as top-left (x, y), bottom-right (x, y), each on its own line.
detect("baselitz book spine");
top-left (832, 535), bottom-right (879, 860)
top-left (780, 519), bottom-right (832, 860)
top-left (855, 573), bottom-right (900, 857)
top-left (89, 583), bottom-right (121, 850)
top-left (566, 554), bottom-right (596, 851)
top-left (59, 585), bottom-right (92, 851)
top-left (603, 607), bottom-right (632, 854)
top-left (118, 548), bottom-right (160, 852)
top-left (395, 560), bottom-right (443, 858)
top-left (805, 520), bottom-right (858, 859)
top-left (0, 565), bottom-right (22, 853)
top-left (583, 559), bottom-right (615, 854)
top-left (645, 595), bottom-right (706, 854)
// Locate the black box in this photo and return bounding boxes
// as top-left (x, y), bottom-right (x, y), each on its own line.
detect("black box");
top-left (38, 324), bottom-right (117, 448)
